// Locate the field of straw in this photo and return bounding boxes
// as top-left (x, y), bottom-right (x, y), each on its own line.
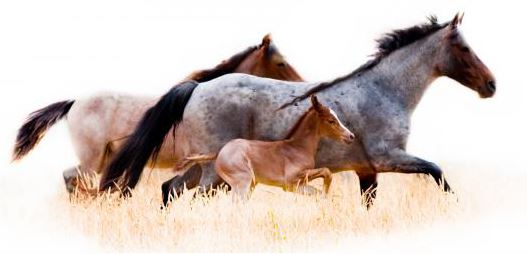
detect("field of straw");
top-left (2, 159), bottom-right (526, 252)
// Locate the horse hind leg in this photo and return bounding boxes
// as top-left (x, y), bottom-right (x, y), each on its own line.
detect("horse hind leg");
top-left (63, 166), bottom-right (98, 194)
top-left (64, 141), bottom-right (111, 194)
top-left (194, 162), bottom-right (230, 198)
top-left (161, 164), bottom-right (202, 207)
top-left (228, 171), bottom-right (254, 202)
top-left (63, 166), bottom-right (81, 193)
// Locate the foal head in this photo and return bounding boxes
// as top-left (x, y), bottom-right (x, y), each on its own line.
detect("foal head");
top-left (236, 34), bottom-right (304, 81)
top-left (310, 96), bottom-right (355, 144)
top-left (435, 13), bottom-right (496, 98)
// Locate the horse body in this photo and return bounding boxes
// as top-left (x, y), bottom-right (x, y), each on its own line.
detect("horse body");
top-left (101, 15), bottom-right (496, 206)
top-left (13, 35), bottom-right (303, 193)
top-left (66, 94), bottom-right (174, 172)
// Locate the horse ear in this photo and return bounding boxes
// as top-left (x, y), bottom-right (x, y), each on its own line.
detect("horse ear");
top-left (261, 34), bottom-right (272, 48)
top-left (459, 12), bottom-right (465, 24)
top-left (450, 12), bottom-right (461, 28)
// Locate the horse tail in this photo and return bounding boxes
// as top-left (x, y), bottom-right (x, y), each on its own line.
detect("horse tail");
top-left (12, 100), bottom-right (75, 161)
top-left (100, 80), bottom-right (199, 192)
top-left (175, 153), bottom-right (217, 172)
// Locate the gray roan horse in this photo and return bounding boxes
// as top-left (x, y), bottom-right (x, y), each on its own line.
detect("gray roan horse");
top-left (12, 35), bottom-right (303, 193)
top-left (101, 14), bottom-right (496, 207)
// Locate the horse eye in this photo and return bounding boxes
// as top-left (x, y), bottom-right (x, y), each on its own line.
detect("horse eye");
top-left (329, 120), bottom-right (336, 124)
top-left (277, 62), bottom-right (286, 67)
top-left (461, 46), bottom-right (470, 53)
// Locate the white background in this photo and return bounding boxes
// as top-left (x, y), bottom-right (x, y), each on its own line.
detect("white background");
top-left (0, 0), bottom-right (525, 252)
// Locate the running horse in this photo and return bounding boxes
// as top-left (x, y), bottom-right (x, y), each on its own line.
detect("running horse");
top-left (101, 14), bottom-right (496, 207)
top-left (12, 34), bottom-right (303, 193)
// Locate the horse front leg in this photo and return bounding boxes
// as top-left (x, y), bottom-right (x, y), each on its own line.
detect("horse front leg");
top-left (371, 149), bottom-right (452, 192)
top-left (356, 172), bottom-right (378, 208)
top-left (293, 167), bottom-right (333, 194)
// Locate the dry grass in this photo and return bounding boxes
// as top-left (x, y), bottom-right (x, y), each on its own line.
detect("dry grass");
top-left (58, 171), bottom-right (460, 252)
top-left (3, 161), bottom-right (526, 252)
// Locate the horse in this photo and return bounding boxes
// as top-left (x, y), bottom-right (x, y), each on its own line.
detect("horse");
top-left (12, 34), bottom-right (304, 193)
top-left (100, 14), bottom-right (496, 207)
top-left (168, 95), bottom-right (354, 203)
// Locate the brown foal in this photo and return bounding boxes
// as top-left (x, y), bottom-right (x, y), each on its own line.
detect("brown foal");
top-left (177, 96), bottom-right (355, 199)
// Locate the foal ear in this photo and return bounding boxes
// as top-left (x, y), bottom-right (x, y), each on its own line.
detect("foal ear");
top-left (310, 95), bottom-right (322, 111)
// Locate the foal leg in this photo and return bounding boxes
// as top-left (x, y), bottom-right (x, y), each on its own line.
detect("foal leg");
top-left (161, 164), bottom-right (202, 206)
top-left (295, 167), bottom-right (333, 194)
top-left (194, 163), bottom-right (228, 197)
top-left (357, 172), bottom-right (378, 208)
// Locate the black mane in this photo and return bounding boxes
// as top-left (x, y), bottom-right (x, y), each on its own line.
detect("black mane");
top-left (186, 46), bottom-right (258, 83)
top-left (280, 16), bottom-right (446, 109)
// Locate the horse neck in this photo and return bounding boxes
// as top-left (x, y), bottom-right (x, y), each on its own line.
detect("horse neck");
top-left (285, 110), bottom-right (321, 155)
top-left (362, 31), bottom-right (444, 111)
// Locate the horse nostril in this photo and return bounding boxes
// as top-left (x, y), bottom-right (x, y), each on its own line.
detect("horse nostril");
top-left (487, 80), bottom-right (496, 93)
top-left (349, 133), bottom-right (355, 140)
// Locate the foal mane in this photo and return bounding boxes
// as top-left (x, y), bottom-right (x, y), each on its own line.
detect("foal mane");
top-left (284, 107), bottom-right (315, 139)
top-left (186, 46), bottom-right (258, 82)
top-left (280, 15), bottom-right (447, 109)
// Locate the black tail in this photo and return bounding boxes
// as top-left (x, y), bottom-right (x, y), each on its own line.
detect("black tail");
top-left (100, 81), bottom-right (199, 191)
top-left (12, 100), bottom-right (75, 161)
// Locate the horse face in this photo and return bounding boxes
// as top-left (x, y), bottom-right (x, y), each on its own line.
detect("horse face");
top-left (439, 14), bottom-right (496, 98)
top-left (311, 96), bottom-right (355, 144)
top-left (237, 34), bottom-right (304, 82)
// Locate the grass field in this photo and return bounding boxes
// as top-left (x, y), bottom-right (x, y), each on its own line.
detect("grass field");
top-left (2, 160), bottom-right (525, 252)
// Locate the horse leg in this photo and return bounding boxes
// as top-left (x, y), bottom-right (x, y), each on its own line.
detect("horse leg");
top-left (63, 166), bottom-right (81, 193)
top-left (289, 167), bottom-right (332, 195)
top-left (194, 163), bottom-right (228, 197)
top-left (229, 174), bottom-right (254, 202)
top-left (295, 185), bottom-right (321, 195)
top-left (357, 172), bottom-right (378, 208)
top-left (161, 164), bottom-right (202, 206)
top-left (371, 149), bottom-right (452, 192)
top-left (301, 167), bottom-right (333, 194)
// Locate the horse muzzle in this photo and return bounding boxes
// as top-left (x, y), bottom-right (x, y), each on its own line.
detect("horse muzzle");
top-left (479, 79), bottom-right (496, 98)
top-left (342, 132), bottom-right (355, 144)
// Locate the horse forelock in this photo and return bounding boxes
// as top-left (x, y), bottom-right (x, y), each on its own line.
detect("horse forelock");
top-left (280, 15), bottom-right (448, 109)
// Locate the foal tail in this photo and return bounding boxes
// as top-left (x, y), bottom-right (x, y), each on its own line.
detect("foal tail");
top-left (176, 154), bottom-right (217, 172)
top-left (100, 80), bottom-right (199, 192)
top-left (12, 100), bottom-right (75, 161)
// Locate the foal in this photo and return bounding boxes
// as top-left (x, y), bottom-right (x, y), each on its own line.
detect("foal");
top-left (176, 96), bottom-right (354, 198)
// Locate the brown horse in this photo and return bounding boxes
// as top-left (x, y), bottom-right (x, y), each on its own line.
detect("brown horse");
top-left (172, 96), bottom-right (354, 201)
top-left (12, 34), bottom-right (303, 193)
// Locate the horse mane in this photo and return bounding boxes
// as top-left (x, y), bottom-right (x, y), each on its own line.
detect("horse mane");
top-left (280, 15), bottom-right (447, 109)
top-left (186, 46), bottom-right (258, 82)
top-left (284, 107), bottom-right (315, 139)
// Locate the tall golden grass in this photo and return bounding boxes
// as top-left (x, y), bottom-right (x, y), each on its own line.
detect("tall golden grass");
top-left (58, 170), bottom-right (460, 252)
top-left (3, 161), bottom-right (526, 252)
